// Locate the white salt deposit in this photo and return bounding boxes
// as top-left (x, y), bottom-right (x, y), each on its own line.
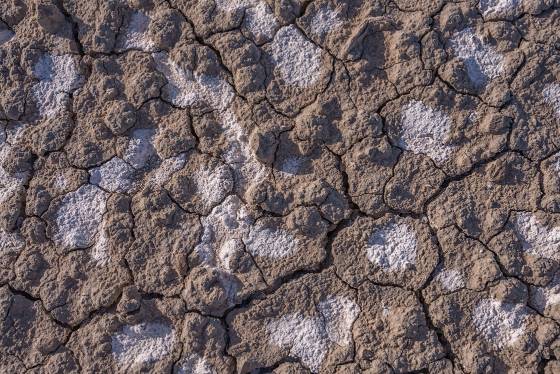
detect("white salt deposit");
top-left (219, 109), bottom-right (268, 195)
top-left (90, 217), bottom-right (110, 266)
top-left (309, 5), bottom-right (343, 38)
top-left (194, 164), bottom-right (233, 208)
top-left (0, 229), bottom-right (24, 253)
top-left (366, 218), bottom-right (418, 271)
top-left (267, 296), bottom-right (359, 373)
top-left (512, 212), bottom-right (560, 261)
top-left (450, 28), bottom-right (504, 87)
top-left (268, 316), bottom-right (329, 372)
top-left (269, 25), bottom-right (323, 88)
top-left (31, 54), bottom-right (83, 117)
top-left (0, 129), bottom-right (28, 211)
top-left (123, 128), bottom-right (157, 169)
top-left (530, 273), bottom-right (560, 316)
top-left (0, 161), bottom-right (23, 210)
top-left (116, 11), bottom-right (155, 52)
top-left (51, 184), bottom-right (108, 250)
top-left (244, 221), bottom-right (298, 258)
top-left (543, 83), bottom-right (560, 118)
top-left (176, 354), bottom-right (215, 374)
top-left (434, 268), bottom-right (465, 292)
top-left (244, 1), bottom-right (278, 43)
top-left (89, 157), bottom-right (137, 193)
top-left (317, 296), bottom-right (360, 346)
top-left (195, 195), bottom-right (253, 270)
top-left (217, 239), bottom-right (243, 271)
top-left (278, 156), bottom-right (306, 176)
top-left (214, 0), bottom-right (246, 12)
top-left (399, 100), bottom-right (455, 164)
top-left (148, 153), bottom-right (187, 186)
top-left (111, 322), bottom-right (175, 365)
top-left (153, 52), bottom-right (267, 195)
top-left (472, 298), bottom-right (528, 349)
top-left (153, 52), bottom-right (235, 111)
top-left (479, 0), bottom-right (522, 19)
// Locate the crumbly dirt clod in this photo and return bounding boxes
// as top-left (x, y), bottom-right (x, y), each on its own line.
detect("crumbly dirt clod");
top-left (2, 0), bottom-right (560, 373)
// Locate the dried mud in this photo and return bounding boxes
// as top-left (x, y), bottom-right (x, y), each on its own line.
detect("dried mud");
top-left (1, 0), bottom-right (560, 373)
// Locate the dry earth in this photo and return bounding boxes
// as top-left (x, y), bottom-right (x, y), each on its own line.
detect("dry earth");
top-left (1, 0), bottom-right (560, 373)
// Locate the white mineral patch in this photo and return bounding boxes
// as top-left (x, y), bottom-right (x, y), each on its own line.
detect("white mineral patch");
top-left (194, 164), bottom-right (233, 208)
top-left (0, 136), bottom-right (28, 209)
top-left (214, 0), bottom-right (246, 12)
top-left (116, 11), bottom-right (155, 52)
top-left (472, 298), bottom-right (528, 349)
top-left (176, 354), bottom-right (215, 374)
top-left (479, 0), bottom-right (522, 19)
top-left (316, 296), bottom-right (360, 345)
top-left (195, 195), bottom-right (253, 270)
top-left (153, 52), bottom-right (235, 111)
top-left (217, 270), bottom-right (240, 304)
top-left (512, 212), bottom-right (560, 261)
top-left (366, 218), bottom-right (418, 271)
top-left (220, 109), bottom-right (268, 194)
top-left (123, 128), bottom-right (157, 169)
top-left (399, 100), bottom-right (455, 164)
top-left (278, 156), bottom-right (306, 176)
top-left (31, 54), bottom-right (83, 117)
top-left (111, 322), bottom-right (175, 365)
top-left (0, 229), bottom-right (24, 253)
top-left (154, 52), bottom-right (267, 195)
top-left (268, 316), bottom-right (328, 372)
top-left (267, 296), bottom-right (359, 373)
top-left (309, 5), bottom-right (343, 38)
top-left (269, 25), bottom-right (323, 88)
top-left (530, 273), bottom-right (560, 315)
top-left (434, 268), bottom-right (465, 292)
top-left (148, 153), bottom-right (187, 186)
top-left (244, 222), bottom-right (298, 258)
top-left (244, 1), bottom-right (278, 43)
top-left (543, 83), bottom-right (560, 118)
top-left (0, 163), bottom-right (23, 208)
top-left (51, 184), bottom-right (108, 250)
top-left (90, 217), bottom-right (110, 266)
top-left (450, 28), bottom-right (504, 86)
top-left (89, 157), bottom-right (137, 193)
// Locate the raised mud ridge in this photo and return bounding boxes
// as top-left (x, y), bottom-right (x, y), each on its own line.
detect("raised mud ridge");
top-left (1, 0), bottom-right (560, 373)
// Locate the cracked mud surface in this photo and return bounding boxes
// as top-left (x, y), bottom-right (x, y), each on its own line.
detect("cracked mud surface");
top-left (1, 0), bottom-right (560, 373)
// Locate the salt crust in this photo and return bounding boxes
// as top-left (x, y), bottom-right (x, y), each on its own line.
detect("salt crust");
top-left (472, 298), bottom-right (528, 349)
top-left (309, 5), bottom-right (343, 39)
top-left (267, 296), bottom-right (360, 373)
top-left (153, 52), bottom-right (267, 194)
top-left (176, 354), bottom-right (215, 374)
top-left (513, 212), bottom-right (560, 261)
top-left (399, 100), bottom-right (455, 164)
top-left (479, 0), bottom-right (522, 19)
top-left (366, 218), bottom-right (418, 271)
top-left (244, 221), bottom-right (299, 259)
top-left (32, 53), bottom-right (83, 117)
top-left (434, 268), bottom-right (465, 292)
top-left (111, 322), bottom-right (175, 365)
top-left (269, 25), bottom-right (323, 88)
top-left (51, 184), bottom-right (108, 250)
top-left (450, 28), bottom-right (504, 87)
top-left (543, 83), bottom-right (560, 118)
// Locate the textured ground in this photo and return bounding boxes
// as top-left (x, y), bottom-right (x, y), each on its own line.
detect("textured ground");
top-left (1, 0), bottom-right (560, 373)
